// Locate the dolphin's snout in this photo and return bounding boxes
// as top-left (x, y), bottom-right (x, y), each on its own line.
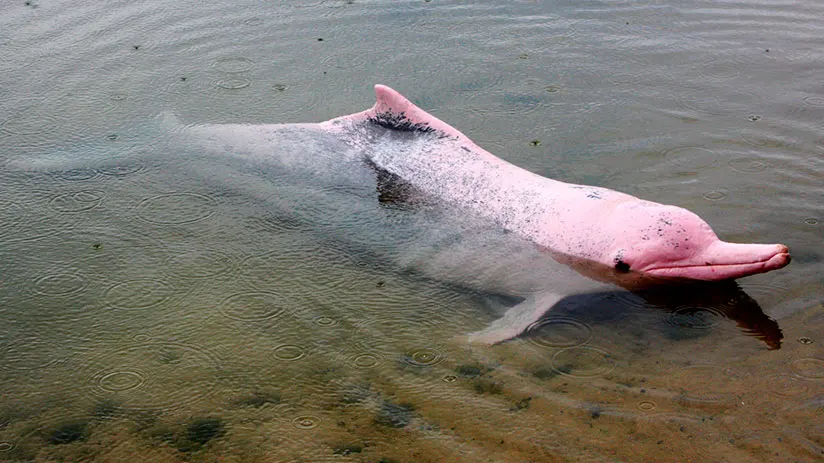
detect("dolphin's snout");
top-left (645, 241), bottom-right (791, 281)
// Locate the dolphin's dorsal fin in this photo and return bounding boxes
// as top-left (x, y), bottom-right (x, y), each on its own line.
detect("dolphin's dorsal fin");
top-left (367, 85), bottom-right (471, 141)
top-left (321, 84), bottom-right (482, 151)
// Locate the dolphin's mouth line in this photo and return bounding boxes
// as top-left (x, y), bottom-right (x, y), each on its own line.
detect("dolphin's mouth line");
top-left (644, 253), bottom-right (789, 272)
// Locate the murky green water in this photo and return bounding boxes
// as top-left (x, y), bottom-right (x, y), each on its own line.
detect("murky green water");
top-left (1, 0), bottom-right (822, 461)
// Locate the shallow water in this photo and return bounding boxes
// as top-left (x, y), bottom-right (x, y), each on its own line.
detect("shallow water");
top-left (1, 0), bottom-right (823, 461)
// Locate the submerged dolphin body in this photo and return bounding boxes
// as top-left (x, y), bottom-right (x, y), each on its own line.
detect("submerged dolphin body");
top-left (182, 85), bottom-right (790, 345)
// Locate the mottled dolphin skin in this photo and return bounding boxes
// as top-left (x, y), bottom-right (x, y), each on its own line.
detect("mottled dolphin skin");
top-left (183, 85), bottom-right (790, 345)
top-left (324, 85), bottom-right (790, 280)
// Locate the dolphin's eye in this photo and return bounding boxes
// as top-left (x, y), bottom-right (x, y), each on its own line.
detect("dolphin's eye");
top-left (614, 261), bottom-right (630, 273)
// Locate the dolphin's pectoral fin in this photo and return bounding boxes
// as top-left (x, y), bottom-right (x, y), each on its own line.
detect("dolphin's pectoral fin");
top-left (466, 291), bottom-right (565, 346)
top-left (366, 159), bottom-right (419, 204)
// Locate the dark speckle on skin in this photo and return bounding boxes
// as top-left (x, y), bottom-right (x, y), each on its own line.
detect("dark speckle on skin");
top-left (369, 110), bottom-right (436, 134)
top-left (613, 250), bottom-right (630, 272)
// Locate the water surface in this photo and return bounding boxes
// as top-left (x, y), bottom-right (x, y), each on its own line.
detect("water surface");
top-left (1, 0), bottom-right (823, 461)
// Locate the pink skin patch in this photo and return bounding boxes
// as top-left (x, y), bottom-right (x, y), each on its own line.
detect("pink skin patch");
top-left (326, 85), bottom-right (790, 284)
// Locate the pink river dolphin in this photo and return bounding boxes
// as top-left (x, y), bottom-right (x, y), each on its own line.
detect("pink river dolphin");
top-left (182, 84), bottom-right (791, 345)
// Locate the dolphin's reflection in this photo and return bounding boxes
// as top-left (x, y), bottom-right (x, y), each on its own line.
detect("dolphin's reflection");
top-left (531, 252), bottom-right (784, 350)
top-left (639, 281), bottom-right (783, 350)
top-left (519, 281), bottom-right (782, 351)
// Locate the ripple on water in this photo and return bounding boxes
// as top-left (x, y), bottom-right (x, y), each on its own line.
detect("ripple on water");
top-left (399, 346), bottom-right (447, 368)
top-left (669, 365), bottom-right (744, 408)
top-left (551, 346), bottom-right (615, 379)
top-left (31, 226), bottom-right (170, 276)
top-left (164, 249), bottom-right (235, 280)
top-left (291, 415), bottom-right (320, 430)
top-left (702, 189), bottom-right (727, 201)
top-left (48, 190), bottom-right (105, 213)
top-left (212, 57), bottom-right (255, 73)
top-left (665, 306), bottom-right (725, 330)
top-left (97, 370), bottom-right (147, 392)
top-left (238, 243), bottom-right (375, 297)
top-left (638, 401), bottom-right (657, 411)
top-left (134, 192), bottom-right (217, 225)
top-left (274, 410), bottom-right (394, 463)
top-left (764, 374), bottom-right (812, 399)
top-left (492, 84), bottom-right (552, 118)
top-left (801, 95), bottom-right (824, 108)
top-left (674, 86), bottom-right (764, 117)
top-left (31, 268), bottom-right (89, 297)
top-left (95, 156), bottom-right (148, 177)
top-left (320, 51), bottom-right (370, 72)
top-left (664, 146), bottom-right (719, 171)
top-left (698, 59), bottom-right (742, 80)
top-left (525, 317), bottom-right (593, 349)
top-left (104, 279), bottom-right (175, 310)
top-left (351, 312), bottom-right (451, 356)
top-left (0, 201), bottom-right (25, 239)
top-left (218, 291), bottom-right (293, 322)
top-left (0, 336), bottom-right (68, 372)
top-left (51, 168), bottom-right (99, 183)
top-left (0, 191), bottom-right (84, 244)
top-left (347, 352), bottom-right (385, 370)
top-left (791, 358), bottom-right (824, 380)
top-left (735, 282), bottom-right (792, 311)
top-left (216, 77), bottom-right (252, 90)
top-left (272, 344), bottom-right (307, 362)
top-left (0, 98), bottom-right (59, 136)
top-left (442, 374), bottom-right (459, 383)
top-left (81, 342), bottom-right (222, 412)
top-left (313, 316), bottom-right (338, 327)
top-left (108, 92), bottom-right (128, 102)
top-left (780, 423), bottom-right (824, 460)
top-left (728, 156), bottom-right (770, 174)
top-left (739, 126), bottom-right (797, 150)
